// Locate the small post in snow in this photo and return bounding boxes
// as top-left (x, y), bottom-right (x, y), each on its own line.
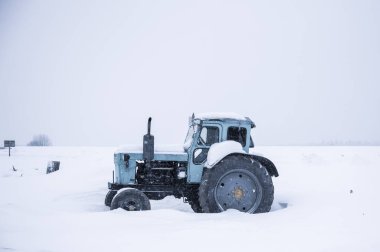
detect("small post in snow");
top-left (4, 140), bottom-right (15, 157)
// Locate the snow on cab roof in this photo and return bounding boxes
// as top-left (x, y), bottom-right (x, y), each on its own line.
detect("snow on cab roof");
top-left (195, 112), bottom-right (249, 121)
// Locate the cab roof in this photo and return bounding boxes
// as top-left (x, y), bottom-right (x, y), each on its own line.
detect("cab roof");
top-left (194, 112), bottom-right (256, 128)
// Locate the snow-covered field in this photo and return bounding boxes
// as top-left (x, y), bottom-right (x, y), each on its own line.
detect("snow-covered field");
top-left (1, 146), bottom-right (379, 252)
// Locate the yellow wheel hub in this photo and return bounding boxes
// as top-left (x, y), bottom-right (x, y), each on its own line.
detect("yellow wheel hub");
top-left (233, 187), bottom-right (244, 200)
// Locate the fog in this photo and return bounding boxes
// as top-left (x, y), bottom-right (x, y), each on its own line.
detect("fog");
top-left (1, 0), bottom-right (379, 146)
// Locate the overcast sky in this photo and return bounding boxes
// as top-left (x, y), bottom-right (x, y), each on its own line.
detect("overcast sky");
top-left (1, 0), bottom-right (379, 146)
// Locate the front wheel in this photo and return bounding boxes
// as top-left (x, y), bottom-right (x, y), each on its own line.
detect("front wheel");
top-left (198, 155), bottom-right (274, 213)
top-left (105, 190), bottom-right (118, 207)
top-left (110, 188), bottom-right (151, 211)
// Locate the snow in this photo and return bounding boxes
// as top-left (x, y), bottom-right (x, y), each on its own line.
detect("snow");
top-left (195, 112), bottom-right (247, 121)
top-left (1, 146), bottom-right (380, 251)
top-left (205, 141), bottom-right (245, 168)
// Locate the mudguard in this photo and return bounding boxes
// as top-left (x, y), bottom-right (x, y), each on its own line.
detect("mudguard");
top-left (250, 154), bottom-right (279, 177)
top-left (207, 151), bottom-right (279, 177)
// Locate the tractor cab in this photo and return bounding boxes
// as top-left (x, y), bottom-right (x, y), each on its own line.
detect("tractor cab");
top-left (184, 113), bottom-right (256, 182)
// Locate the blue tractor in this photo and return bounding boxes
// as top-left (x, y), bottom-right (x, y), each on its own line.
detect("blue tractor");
top-left (105, 113), bottom-right (279, 213)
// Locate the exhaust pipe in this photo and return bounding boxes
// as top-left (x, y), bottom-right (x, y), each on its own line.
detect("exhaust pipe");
top-left (143, 117), bottom-right (154, 162)
top-left (147, 117), bottom-right (152, 135)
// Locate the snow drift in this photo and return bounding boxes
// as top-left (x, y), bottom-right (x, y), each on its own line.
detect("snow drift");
top-left (1, 146), bottom-right (380, 252)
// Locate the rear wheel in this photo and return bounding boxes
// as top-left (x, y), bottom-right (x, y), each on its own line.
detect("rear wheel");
top-left (189, 200), bottom-right (202, 213)
top-left (199, 155), bottom-right (274, 213)
top-left (188, 193), bottom-right (203, 213)
top-left (186, 187), bottom-right (203, 213)
top-left (110, 188), bottom-right (151, 211)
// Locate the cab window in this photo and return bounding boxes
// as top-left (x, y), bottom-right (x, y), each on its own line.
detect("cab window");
top-left (193, 126), bottom-right (220, 164)
top-left (197, 126), bottom-right (219, 146)
top-left (227, 127), bottom-right (247, 147)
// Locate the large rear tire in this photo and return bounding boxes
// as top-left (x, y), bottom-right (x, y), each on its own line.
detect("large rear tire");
top-left (189, 200), bottom-right (202, 213)
top-left (198, 155), bottom-right (274, 213)
top-left (110, 188), bottom-right (151, 211)
top-left (188, 190), bottom-right (203, 213)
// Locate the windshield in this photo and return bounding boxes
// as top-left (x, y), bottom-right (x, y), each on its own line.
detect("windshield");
top-left (183, 125), bottom-right (198, 151)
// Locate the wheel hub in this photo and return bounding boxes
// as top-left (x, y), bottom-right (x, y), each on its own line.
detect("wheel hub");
top-left (127, 204), bottom-right (136, 211)
top-left (121, 201), bottom-right (139, 211)
top-left (232, 187), bottom-right (245, 200)
top-left (214, 169), bottom-right (263, 213)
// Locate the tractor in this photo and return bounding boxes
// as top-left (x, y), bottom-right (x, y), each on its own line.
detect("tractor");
top-left (105, 113), bottom-right (279, 213)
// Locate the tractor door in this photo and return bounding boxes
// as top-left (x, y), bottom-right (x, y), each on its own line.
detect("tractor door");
top-left (187, 124), bottom-right (221, 183)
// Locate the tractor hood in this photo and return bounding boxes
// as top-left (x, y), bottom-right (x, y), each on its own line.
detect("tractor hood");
top-left (115, 144), bottom-right (186, 155)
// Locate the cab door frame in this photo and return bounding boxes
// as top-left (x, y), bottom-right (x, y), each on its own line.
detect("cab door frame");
top-left (187, 122), bottom-right (222, 183)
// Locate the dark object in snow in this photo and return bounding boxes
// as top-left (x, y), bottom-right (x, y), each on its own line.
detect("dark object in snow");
top-left (46, 161), bottom-right (60, 174)
top-left (350, 189), bottom-right (353, 194)
top-left (279, 202), bottom-right (288, 208)
top-left (12, 166), bottom-right (17, 172)
top-left (106, 114), bottom-right (279, 214)
top-left (110, 189), bottom-right (151, 211)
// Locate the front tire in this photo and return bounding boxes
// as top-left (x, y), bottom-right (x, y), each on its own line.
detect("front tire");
top-left (105, 190), bottom-right (118, 207)
top-left (198, 155), bottom-right (274, 213)
top-left (110, 188), bottom-right (151, 211)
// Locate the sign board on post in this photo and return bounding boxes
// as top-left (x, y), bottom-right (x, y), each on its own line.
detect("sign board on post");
top-left (4, 140), bottom-right (15, 148)
top-left (4, 140), bottom-right (15, 156)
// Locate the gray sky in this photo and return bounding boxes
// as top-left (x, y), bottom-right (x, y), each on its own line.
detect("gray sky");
top-left (1, 0), bottom-right (379, 146)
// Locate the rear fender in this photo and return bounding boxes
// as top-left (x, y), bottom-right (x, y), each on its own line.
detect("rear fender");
top-left (250, 154), bottom-right (279, 177)
top-left (207, 153), bottom-right (279, 177)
